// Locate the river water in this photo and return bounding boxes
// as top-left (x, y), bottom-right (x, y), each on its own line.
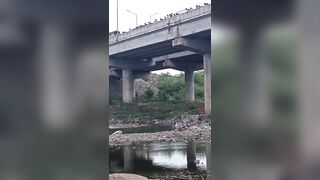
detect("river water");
top-left (109, 141), bottom-right (211, 179)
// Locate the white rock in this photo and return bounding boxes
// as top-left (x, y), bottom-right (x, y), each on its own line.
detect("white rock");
top-left (111, 130), bottom-right (123, 136)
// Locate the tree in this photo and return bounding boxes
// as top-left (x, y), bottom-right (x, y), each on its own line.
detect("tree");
top-left (153, 72), bottom-right (204, 102)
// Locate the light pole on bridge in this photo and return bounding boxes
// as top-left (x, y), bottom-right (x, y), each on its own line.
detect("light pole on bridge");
top-left (149, 12), bottom-right (159, 22)
top-left (117, 0), bottom-right (119, 32)
top-left (127, 9), bottom-right (138, 27)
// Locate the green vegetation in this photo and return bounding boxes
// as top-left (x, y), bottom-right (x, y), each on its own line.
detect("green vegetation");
top-left (110, 71), bottom-right (205, 120)
top-left (111, 101), bottom-right (203, 120)
top-left (152, 73), bottom-right (185, 101)
top-left (148, 71), bottom-right (204, 102)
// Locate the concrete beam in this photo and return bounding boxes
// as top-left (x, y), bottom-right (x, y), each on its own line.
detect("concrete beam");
top-left (109, 68), bottom-right (121, 78)
top-left (152, 51), bottom-right (196, 62)
top-left (110, 51), bottom-right (203, 73)
top-left (204, 53), bottom-right (211, 114)
top-left (164, 59), bottom-right (203, 71)
top-left (110, 58), bottom-right (154, 69)
top-left (133, 71), bottom-right (150, 79)
top-left (172, 37), bottom-right (210, 53)
top-left (122, 69), bottom-right (134, 103)
top-left (109, 68), bottom-right (149, 79)
top-left (185, 70), bottom-right (195, 102)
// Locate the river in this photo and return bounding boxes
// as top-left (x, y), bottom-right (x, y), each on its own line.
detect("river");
top-left (109, 141), bottom-right (211, 179)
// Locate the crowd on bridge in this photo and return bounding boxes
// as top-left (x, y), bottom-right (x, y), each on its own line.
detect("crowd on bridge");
top-left (109, 3), bottom-right (210, 37)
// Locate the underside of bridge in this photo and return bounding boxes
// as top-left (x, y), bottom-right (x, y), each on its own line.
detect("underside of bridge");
top-left (109, 41), bottom-right (211, 112)
top-left (109, 47), bottom-right (211, 113)
top-left (109, 5), bottom-right (212, 114)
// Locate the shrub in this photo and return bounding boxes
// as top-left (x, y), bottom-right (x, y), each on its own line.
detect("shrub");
top-left (152, 72), bottom-right (204, 102)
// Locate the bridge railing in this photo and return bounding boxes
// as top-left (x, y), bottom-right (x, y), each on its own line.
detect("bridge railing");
top-left (109, 5), bottom-right (211, 44)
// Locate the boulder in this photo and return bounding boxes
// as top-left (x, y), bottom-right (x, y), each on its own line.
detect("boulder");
top-left (111, 130), bottom-right (123, 136)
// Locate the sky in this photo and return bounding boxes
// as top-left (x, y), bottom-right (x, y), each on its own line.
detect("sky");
top-left (109, 0), bottom-right (211, 75)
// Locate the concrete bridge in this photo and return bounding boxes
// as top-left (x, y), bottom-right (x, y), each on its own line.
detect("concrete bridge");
top-left (109, 4), bottom-right (211, 114)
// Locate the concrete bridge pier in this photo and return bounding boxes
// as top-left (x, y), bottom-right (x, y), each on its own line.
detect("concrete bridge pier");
top-left (122, 69), bottom-right (134, 103)
top-left (185, 70), bottom-right (195, 102)
top-left (204, 53), bottom-right (212, 114)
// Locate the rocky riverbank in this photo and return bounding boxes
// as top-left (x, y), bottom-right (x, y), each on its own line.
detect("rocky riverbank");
top-left (109, 171), bottom-right (207, 180)
top-left (148, 169), bottom-right (208, 180)
top-left (109, 115), bottom-right (211, 147)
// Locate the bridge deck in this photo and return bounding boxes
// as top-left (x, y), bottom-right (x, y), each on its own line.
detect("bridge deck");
top-left (109, 5), bottom-right (211, 59)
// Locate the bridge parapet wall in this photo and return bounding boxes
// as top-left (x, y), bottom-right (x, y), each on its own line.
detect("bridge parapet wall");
top-left (109, 5), bottom-right (211, 44)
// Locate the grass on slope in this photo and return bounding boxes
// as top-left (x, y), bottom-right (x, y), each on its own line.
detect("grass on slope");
top-left (110, 101), bottom-right (203, 120)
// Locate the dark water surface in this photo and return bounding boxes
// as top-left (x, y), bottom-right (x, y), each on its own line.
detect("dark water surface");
top-left (109, 142), bottom-right (211, 178)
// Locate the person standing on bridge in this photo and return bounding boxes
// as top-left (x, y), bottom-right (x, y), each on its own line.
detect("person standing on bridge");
top-left (166, 20), bottom-right (171, 32)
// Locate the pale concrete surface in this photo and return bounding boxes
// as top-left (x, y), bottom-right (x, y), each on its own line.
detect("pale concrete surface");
top-left (185, 70), bottom-right (195, 101)
top-left (122, 69), bottom-right (134, 103)
top-left (204, 53), bottom-right (211, 114)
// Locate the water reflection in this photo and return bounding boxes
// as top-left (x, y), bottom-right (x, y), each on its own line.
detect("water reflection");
top-left (187, 141), bottom-right (198, 172)
top-left (109, 141), bottom-right (211, 178)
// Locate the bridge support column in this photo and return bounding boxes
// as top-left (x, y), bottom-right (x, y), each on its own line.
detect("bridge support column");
top-left (204, 53), bottom-right (211, 114)
top-left (122, 69), bottom-right (134, 103)
top-left (185, 70), bottom-right (195, 102)
top-left (133, 81), bottom-right (136, 99)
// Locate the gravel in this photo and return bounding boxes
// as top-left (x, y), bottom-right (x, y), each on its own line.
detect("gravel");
top-left (109, 123), bottom-right (211, 147)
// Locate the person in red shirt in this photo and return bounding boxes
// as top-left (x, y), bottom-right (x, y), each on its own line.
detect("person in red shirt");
top-left (166, 20), bottom-right (171, 31)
